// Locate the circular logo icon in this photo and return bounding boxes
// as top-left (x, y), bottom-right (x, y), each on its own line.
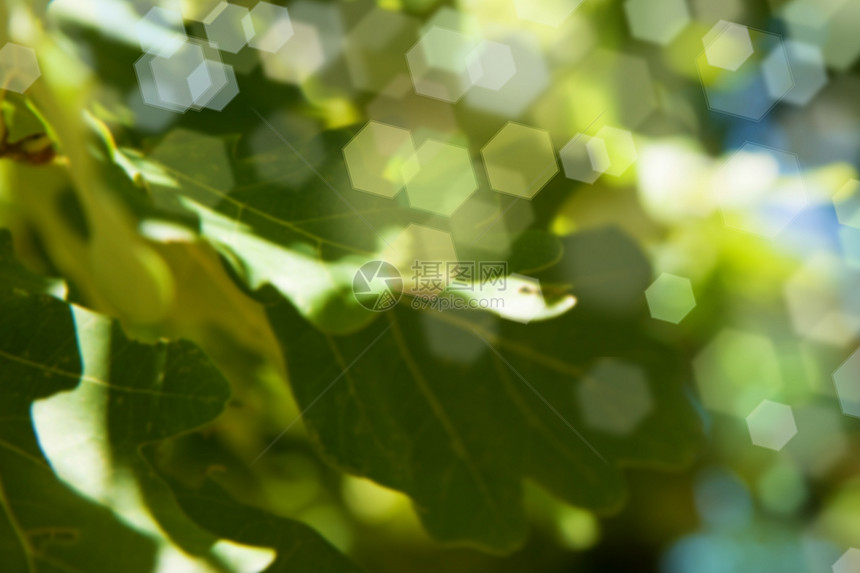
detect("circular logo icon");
top-left (353, 260), bottom-right (403, 312)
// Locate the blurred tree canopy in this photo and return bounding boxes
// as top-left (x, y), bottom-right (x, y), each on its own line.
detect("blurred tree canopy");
top-left (1, 0), bottom-right (860, 572)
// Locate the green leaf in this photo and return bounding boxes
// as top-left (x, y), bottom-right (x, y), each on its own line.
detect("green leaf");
top-left (129, 126), bottom-right (404, 334)
top-left (120, 112), bottom-right (704, 552)
top-left (156, 476), bottom-right (363, 573)
top-left (265, 227), bottom-right (703, 552)
top-left (0, 232), bottom-right (359, 572)
top-left (0, 233), bottom-right (160, 572)
top-left (2, 3), bottom-right (702, 559)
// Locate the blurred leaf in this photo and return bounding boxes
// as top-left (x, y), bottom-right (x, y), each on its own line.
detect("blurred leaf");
top-left (266, 227), bottom-right (703, 552)
top-left (0, 232), bottom-right (359, 572)
top-left (157, 476), bottom-right (363, 573)
top-left (0, 233), bottom-right (160, 572)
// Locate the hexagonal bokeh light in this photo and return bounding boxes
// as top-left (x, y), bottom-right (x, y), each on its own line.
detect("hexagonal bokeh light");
top-left (366, 74), bottom-right (461, 136)
top-left (779, 0), bottom-right (860, 73)
top-left (834, 548), bottom-right (860, 573)
top-left (344, 8), bottom-right (420, 94)
top-left (406, 26), bottom-right (479, 103)
top-left (203, 1), bottom-right (249, 54)
top-left (421, 5), bottom-right (481, 36)
top-left (259, 21), bottom-right (326, 85)
top-left (577, 359), bottom-right (653, 435)
top-left (839, 225), bottom-right (860, 270)
top-left (559, 134), bottom-right (610, 184)
top-left (787, 403), bottom-right (848, 478)
top-left (481, 122), bottom-right (558, 199)
top-left (467, 40), bottom-right (517, 91)
top-left (244, 2), bottom-right (294, 53)
top-left (624, 0), bottom-right (691, 46)
top-left (449, 192), bottom-right (535, 260)
top-left (783, 253), bottom-right (860, 347)
top-left (382, 224), bottom-right (458, 296)
top-left (645, 273), bottom-right (696, 324)
top-left (134, 38), bottom-right (239, 113)
top-left (711, 142), bottom-right (807, 238)
top-left (770, 39), bottom-right (827, 106)
top-left (704, 22), bottom-right (753, 71)
top-left (402, 140), bottom-right (477, 216)
top-left (0, 43), bottom-right (41, 94)
top-left (343, 121), bottom-right (416, 199)
top-left (833, 179), bottom-right (860, 228)
top-left (833, 346), bottom-right (860, 418)
top-left (745, 400), bottom-right (798, 451)
top-left (756, 461), bottom-right (807, 515)
top-left (693, 329), bottom-right (783, 417)
top-left (464, 32), bottom-right (549, 118)
top-left (546, 50), bottom-right (658, 132)
top-left (596, 126), bottom-right (638, 177)
top-left (514, 0), bottom-right (585, 28)
top-left (697, 21), bottom-right (794, 121)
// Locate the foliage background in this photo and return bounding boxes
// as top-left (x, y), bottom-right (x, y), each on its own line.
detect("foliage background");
top-left (1, 0), bottom-right (859, 572)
